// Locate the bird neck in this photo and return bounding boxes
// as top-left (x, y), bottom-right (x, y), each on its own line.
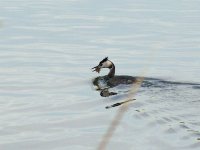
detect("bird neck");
top-left (108, 63), bottom-right (115, 78)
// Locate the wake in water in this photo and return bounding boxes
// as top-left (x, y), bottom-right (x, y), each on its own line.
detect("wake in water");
top-left (92, 77), bottom-right (200, 149)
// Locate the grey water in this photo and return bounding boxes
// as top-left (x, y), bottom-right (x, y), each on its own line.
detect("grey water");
top-left (0, 0), bottom-right (200, 150)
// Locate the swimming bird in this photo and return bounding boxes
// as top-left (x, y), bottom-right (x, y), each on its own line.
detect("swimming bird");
top-left (92, 57), bottom-right (139, 89)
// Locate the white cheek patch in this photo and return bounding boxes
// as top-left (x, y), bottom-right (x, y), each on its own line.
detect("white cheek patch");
top-left (102, 61), bottom-right (112, 68)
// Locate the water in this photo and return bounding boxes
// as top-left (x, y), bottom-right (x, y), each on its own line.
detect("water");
top-left (0, 0), bottom-right (200, 149)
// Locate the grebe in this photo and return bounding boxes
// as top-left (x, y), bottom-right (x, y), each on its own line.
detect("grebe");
top-left (92, 57), bottom-right (138, 90)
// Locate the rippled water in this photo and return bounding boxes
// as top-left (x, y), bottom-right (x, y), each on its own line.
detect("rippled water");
top-left (0, 0), bottom-right (200, 150)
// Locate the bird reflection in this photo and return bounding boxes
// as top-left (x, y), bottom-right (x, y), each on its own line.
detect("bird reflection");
top-left (100, 89), bottom-right (117, 97)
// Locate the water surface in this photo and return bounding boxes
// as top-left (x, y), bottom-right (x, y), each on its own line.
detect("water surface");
top-left (0, 0), bottom-right (200, 150)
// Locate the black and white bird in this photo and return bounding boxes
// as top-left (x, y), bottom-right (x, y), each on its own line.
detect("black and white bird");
top-left (92, 57), bottom-right (139, 90)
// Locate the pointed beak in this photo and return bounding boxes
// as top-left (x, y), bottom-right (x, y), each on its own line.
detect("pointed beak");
top-left (92, 65), bottom-right (101, 73)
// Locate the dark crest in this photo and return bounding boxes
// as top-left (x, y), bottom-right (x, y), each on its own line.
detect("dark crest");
top-left (99, 57), bottom-right (108, 65)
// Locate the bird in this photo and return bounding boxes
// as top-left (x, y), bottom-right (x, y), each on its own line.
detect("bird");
top-left (92, 57), bottom-right (139, 90)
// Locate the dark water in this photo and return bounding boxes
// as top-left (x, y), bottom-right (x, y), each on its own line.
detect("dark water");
top-left (0, 0), bottom-right (200, 150)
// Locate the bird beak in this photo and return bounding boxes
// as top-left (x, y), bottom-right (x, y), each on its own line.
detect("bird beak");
top-left (92, 65), bottom-right (101, 73)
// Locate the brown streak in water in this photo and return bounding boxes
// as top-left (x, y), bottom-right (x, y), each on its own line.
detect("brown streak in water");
top-left (96, 48), bottom-right (158, 150)
top-left (97, 78), bottom-right (144, 150)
